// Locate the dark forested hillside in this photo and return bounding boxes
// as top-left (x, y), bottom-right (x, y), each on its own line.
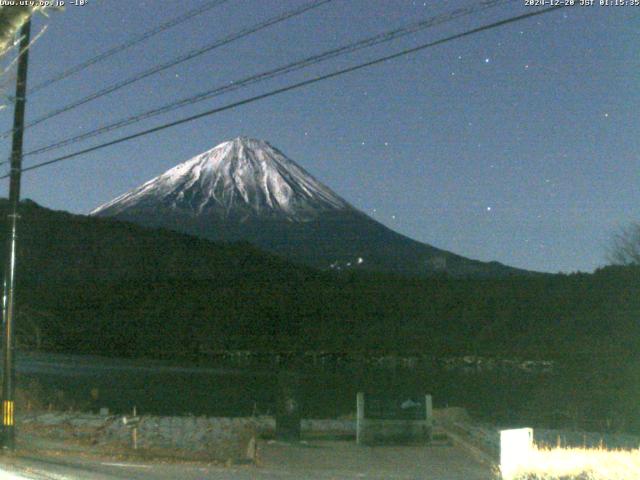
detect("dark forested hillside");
top-left (2, 200), bottom-right (639, 362)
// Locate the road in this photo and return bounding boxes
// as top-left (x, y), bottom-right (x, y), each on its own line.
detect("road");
top-left (10, 351), bottom-right (274, 417)
top-left (0, 438), bottom-right (496, 479)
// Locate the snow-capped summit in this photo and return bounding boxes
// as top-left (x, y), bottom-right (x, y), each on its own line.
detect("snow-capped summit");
top-left (91, 137), bottom-right (351, 222)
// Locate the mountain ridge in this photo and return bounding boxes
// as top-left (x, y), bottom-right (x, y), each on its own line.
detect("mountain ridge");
top-left (92, 137), bottom-right (530, 277)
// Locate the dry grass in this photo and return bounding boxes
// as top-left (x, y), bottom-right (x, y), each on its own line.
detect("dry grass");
top-left (507, 445), bottom-right (640, 480)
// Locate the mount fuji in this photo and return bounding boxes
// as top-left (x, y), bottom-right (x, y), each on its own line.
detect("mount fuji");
top-left (91, 137), bottom-right (524, 277)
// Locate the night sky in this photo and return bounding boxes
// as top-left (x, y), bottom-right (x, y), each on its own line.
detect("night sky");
top-left (0, 0), bottom-right (637, 273)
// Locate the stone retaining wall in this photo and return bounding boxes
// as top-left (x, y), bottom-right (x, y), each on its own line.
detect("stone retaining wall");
top-left (20, 412), bottom-right (262, 461)
top-left (18, 412), bottom-right (358, 461)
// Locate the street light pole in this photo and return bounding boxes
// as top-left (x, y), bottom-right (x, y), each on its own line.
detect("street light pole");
top-left (2, 19), bottom-right (31, 451)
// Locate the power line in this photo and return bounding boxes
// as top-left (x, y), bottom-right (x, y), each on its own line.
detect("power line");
top-left (0, 5), bottom-right (565, 181)
top-left (22, 0), bottom-right (515, 159)
top-left (28, 0), bottom-right (231, 94)
top-left (1, 0), bottom-right (333, 138)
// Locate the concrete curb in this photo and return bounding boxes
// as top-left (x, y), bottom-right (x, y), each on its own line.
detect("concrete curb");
top-left (441, 424), bottom-right (497, 468)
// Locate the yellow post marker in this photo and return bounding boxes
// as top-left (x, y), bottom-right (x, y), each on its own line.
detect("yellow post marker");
top-left (3, 400), bottom-right (14, 426)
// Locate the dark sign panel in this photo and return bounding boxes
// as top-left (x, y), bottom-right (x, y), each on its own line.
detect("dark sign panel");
top-left (363, 395), bottom-right (426, 421)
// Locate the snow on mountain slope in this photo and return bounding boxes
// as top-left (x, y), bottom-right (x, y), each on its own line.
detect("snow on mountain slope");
top-left (91, 137), bottom-right (351, 222)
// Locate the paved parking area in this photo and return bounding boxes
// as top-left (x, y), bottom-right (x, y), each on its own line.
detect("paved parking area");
top-left (258, 439), bottom-right (496, 479)
top-left (1, 438), bottom-right (496, 479)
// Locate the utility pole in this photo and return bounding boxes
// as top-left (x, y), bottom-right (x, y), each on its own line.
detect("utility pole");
top-left (1, 19), bottom-right (31, 451)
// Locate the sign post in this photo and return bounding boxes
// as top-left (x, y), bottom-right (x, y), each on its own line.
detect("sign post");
top-left (275, 371), bottom-right (301, 441)
top-left (122, 406), bottom-right (140, 450)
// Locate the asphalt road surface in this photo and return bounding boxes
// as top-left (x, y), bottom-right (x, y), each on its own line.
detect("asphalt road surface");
top-left (0, 439), bottom-right (496, 479)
